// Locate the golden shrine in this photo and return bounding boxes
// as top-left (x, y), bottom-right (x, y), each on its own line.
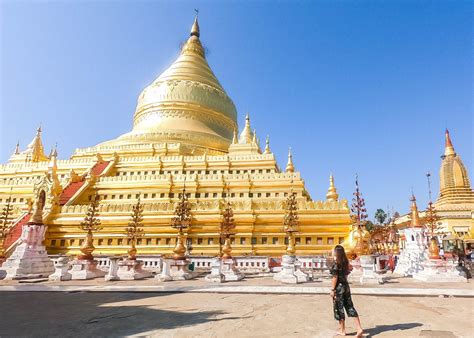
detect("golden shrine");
top-left (395, 130), bottom-right (474, 240)
top-left (0, 17), bottom-right (351, 258)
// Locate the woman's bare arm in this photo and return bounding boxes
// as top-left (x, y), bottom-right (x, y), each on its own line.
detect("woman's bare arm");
top-left (330, 276), bottom-right (337, 298)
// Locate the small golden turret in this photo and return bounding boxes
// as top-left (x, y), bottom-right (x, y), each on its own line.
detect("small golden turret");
top-left (264, 135), bottom-right (271, 154)
top-left (326, 174), bottom-right (339, 201)
top-left (239, 114), bottom-right (253, 144)
top-left (286, 148), bottom-right (295, 173)
top-left (409, 194), bottom-right (422, 228)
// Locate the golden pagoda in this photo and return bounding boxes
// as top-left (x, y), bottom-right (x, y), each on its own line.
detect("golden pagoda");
top-left (0, 17), bottom-right (351, 257)
top-left (395, 130), bottom-right (474, 240)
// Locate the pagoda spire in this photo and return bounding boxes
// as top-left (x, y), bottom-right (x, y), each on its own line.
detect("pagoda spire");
top-left (25, 126), bottom-right (48, 162)
top-left (444, 129), bottom-right (456, 157)
top-left (190, 11), bottom-right (200, 37)
top-left (326, 174), bottom-right (339, 201)
top-left (181, 12), bottom-right (205, 57)
top-left (409, 194), bottom-right (422, 228)
top-left (286, 147), bottom-right (295, 173)
top-left (264, 135), bottom-right (271, 154)
top-left (13, 141), bottom-right (20, 155)
top-left (239, 114), bottom-right (253, 144)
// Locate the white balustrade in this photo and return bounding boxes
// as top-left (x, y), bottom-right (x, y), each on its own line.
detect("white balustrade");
top-left (49, 254), bottom-right (163, 274)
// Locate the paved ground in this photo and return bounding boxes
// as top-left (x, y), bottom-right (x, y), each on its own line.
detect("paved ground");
top-left (0, 273), bottom-right (472, 290)
top-left (0, 292), bottom-right (472, 337)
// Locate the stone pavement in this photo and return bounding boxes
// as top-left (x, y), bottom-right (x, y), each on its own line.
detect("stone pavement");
top-left (0, 292), bottom-right (472, 337)
top-left (1, 274), bottom-right (472, 297)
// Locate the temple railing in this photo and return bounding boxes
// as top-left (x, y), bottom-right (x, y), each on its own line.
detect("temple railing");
top-left (47, 255), bottom-right (334, 276)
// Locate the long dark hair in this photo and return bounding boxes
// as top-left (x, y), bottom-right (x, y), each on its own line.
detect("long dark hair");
top-left (334, 245), bottom-right (349, 274)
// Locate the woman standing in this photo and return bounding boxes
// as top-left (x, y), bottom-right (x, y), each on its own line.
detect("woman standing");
top-left (330, 245), bottom-right (364, 337)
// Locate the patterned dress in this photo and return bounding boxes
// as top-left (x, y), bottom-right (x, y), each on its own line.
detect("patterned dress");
top-left (330, 263), bottom-right (359, 321)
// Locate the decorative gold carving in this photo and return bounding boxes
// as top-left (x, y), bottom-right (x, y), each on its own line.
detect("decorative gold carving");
top-left (170, 187), bottom-right (191, 260)
top-left (78, 194), bottom-right (102, 260)
top-left (219, 187), bottom-right (236, 258)
top-left (125, 197), bottom-right (144, 260)
top-left (283, 192), bottom-right (299, 255)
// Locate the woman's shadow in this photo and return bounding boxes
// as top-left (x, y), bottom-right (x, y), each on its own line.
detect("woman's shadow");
top-left (347, 322), bottom-right (423, 337)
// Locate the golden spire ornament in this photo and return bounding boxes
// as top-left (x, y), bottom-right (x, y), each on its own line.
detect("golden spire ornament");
top-left (190, 10), bottom-right (200, 37)
top-left (125, 197), bottom-right (144, 260)
top-left (13, 141), bottom-right (20, 155)
top-left (409, 194), bottom-right (422, 228)
top-left (239, 113), bottom-right (253, 144)
top-left (326, 174), bottom-right (339, 201)
top-left (78, 193), bottom-right (102, 260)
top-left (444, 129), bottom-right (456, 157)
top-left (0, 191), bottom-right (14, 260)
top-left (220, 185), bottom-right (236, 259)
top-left (286, 147), bottom-right (295, 173)
top-left (283, 187), bottom-right (299, 255)
top-left (264, 135), bottom-right (271, 154)
top-left (170, 184), bottom-right (192, 260)
top-left (425, 172), bottom-right (441, 259)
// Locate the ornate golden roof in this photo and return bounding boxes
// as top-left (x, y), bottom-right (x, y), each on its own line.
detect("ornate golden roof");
top-left (99, 16), bottom-right (237, 154)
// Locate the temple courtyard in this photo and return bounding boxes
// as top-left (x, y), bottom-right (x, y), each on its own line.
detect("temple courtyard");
top-left (0, 276), bottom-right (473, 337)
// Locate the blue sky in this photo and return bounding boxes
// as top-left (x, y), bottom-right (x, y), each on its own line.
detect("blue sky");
top-left (0, 1), bottom-right (472, 218)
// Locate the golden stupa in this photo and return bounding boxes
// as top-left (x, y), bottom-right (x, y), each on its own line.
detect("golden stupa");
top-left (0, 17), bottom-right (351, 257)
top-left (395, 130), bottom-right (474, 240)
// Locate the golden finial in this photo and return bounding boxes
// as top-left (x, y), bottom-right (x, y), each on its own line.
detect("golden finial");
top-left (326, 174), bottom-right (339, 201)
top-left (252, 129), bottom-right (257, 144)
top-left (181, 10), bottom-right (204, 57)
top-left (286, 147), bottom-right (295, 173)
top-left (264, 135), bottom-right (271, 154)
top-left (444, 129), bottom-right (455, 157)
top-left (409, 194), bottom-right (421, 228)
top-left (13, 141), bottom-right (20, 155)
top-left (190, 9), bottom-right (200, 37)
top-left (238, 113), bottom-right (253, 144)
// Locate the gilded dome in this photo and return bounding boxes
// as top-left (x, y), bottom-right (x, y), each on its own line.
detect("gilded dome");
top-left (103, 17), bottom-right (237, 153)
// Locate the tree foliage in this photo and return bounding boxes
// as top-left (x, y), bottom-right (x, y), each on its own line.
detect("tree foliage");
top-left (374, 209), bottom-right (387, 225)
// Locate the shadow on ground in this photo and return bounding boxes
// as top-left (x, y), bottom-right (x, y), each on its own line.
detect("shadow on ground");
top-left (360, 322), bottom-right (423, 337)
top-left (0, 292), bottom-right (239, 336)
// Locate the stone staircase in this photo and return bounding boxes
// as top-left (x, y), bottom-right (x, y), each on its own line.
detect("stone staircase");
top-left (3, 158), bottom-right (114, 259)
top-left (59, 159), bottom-right (111, 206)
